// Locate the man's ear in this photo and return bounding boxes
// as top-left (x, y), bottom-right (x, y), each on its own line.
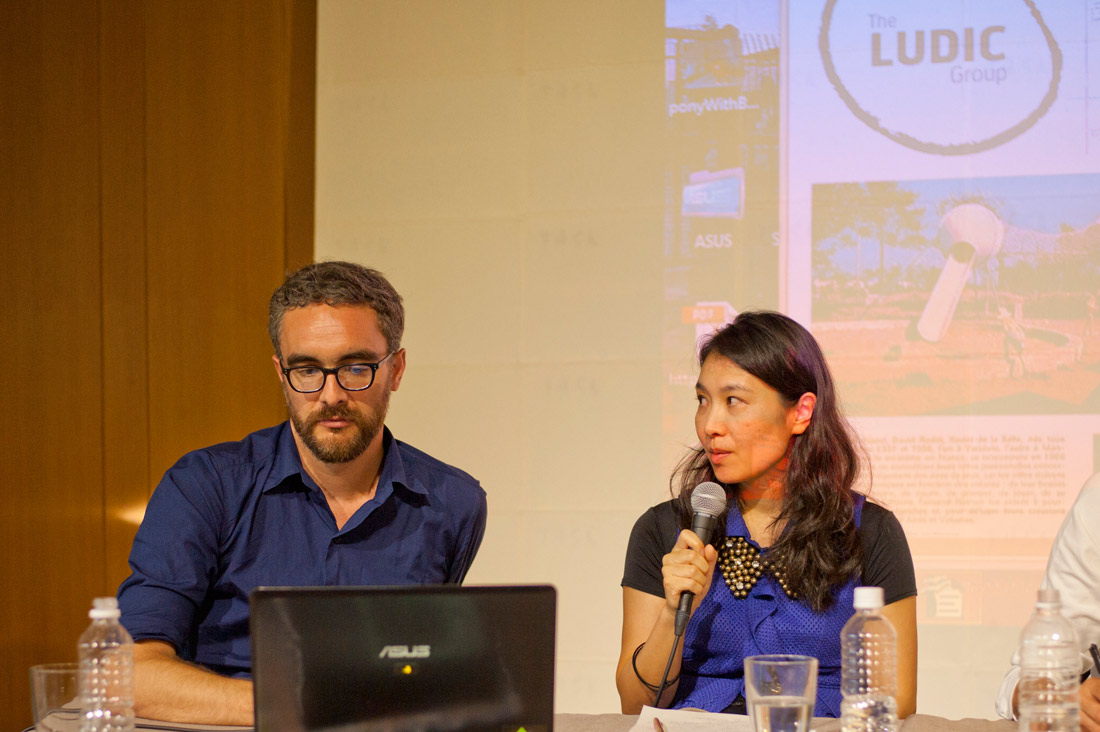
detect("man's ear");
top-left (789, 392), bottom-right (816, 435)
top-left (389, 348), bottom-right (406, 391)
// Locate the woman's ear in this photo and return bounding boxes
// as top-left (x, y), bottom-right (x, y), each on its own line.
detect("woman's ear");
top-left (789, 392), bottom-right (817, 435)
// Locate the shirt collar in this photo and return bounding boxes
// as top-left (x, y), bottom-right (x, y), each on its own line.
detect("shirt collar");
top-left (263, 422), bottom-right (427, 497)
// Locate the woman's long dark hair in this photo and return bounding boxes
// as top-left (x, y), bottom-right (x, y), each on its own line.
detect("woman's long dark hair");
top-left (672, 310), bottom-right (863, 611)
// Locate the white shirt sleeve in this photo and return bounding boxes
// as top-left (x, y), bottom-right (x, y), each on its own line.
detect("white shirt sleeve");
top-left (995, 472), bottom-right (1100, 720)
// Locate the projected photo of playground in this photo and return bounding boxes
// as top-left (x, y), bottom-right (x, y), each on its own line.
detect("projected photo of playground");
top-left (811, 173), bottom-right (1100, 416)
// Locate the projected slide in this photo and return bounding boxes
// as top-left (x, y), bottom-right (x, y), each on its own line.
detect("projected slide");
top-left (811, 173), bottom-right (1100, 417)
top-left (785, 0), bottom-right (1100, 651)
top-left (655, 0), bottom-right (1100, 652)
top-left (817, 0), bottom-right (1062, 157)
top-left (652, 0), bottom-right (1100, 645)
top-left (662, 1), bottom-right (781, 474)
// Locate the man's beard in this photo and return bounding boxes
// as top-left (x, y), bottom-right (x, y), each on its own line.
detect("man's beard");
top-left (288, 396), bottom-right (388, 464)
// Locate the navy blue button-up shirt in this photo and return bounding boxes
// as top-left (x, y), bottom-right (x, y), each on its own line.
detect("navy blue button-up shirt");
top-left (117, 423), bottom-right (487, 676)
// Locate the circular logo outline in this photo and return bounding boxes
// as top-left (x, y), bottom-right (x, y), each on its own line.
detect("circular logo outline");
top-left (818, 0), bottom-right (1063, 156)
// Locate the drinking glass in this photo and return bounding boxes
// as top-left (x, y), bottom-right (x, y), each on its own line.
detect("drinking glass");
top-left (29, 663), bottom-right (81, 732)
top-left (745, 654), bottom-right (818, 732)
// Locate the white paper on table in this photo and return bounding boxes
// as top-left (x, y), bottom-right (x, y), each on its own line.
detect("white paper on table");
top-left (631, 705), bottom-right (754, 732)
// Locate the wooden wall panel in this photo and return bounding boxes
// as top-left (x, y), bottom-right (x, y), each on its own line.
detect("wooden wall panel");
top-left (144, 2), bottom-right (293, 476)
top-left (0, 0), bottom-right (106, 726)
top-left (286, 0), bottom-right (318, 273)
top-left (0, 1), bottom-right (109, 727)
top-left (100, 0), bottom-right (151, 594)
top-left (0, 2), bottom-right (316, 728)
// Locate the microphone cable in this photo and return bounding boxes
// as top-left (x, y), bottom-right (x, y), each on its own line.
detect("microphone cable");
top-left (654, 625), bottom-right (685, 707)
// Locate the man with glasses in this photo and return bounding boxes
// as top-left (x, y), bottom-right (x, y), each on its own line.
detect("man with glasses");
top-left (117, 261), bottom-right (487, 725)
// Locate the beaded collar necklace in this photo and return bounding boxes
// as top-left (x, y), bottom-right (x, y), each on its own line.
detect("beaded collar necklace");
top-left (717, 536), bottom-right (796, 599)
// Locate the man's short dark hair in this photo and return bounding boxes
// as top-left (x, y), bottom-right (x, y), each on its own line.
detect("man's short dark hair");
top-left (268, 261), bottom-right (404, 357)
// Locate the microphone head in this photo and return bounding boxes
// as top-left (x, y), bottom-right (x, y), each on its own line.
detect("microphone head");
top-left (690, 481), bottom-right (727, 518)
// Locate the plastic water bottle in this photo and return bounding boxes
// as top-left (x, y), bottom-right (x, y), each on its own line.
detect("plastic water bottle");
top-left (78, 597), bottom-right (135, 732)
top-left (1017, 588), bottom-right (1080, 732)
top-left (840, 586), bottom-right (899, 732)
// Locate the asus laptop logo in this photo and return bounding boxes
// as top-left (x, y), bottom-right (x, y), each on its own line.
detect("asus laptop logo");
top-left (378, 644), bottom-right (431, 659)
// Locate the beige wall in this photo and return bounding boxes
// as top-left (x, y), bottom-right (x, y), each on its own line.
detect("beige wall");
top-left (317, 0), bottom-right (671, 713)
top-left (0, 2), bottom-right (315, 728)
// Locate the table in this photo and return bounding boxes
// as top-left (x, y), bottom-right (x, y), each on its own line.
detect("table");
top-left (24, 711), bottom-right (1016, 732)
top-left (553, 713), bottom-right (1017, 732)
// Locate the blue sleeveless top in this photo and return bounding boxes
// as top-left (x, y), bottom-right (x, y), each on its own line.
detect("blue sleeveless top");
top-left (674, 494), bottom-right (865, 716)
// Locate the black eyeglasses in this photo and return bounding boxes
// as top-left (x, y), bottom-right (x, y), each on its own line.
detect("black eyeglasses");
top-left (281, 352), bottom-right (396, 393)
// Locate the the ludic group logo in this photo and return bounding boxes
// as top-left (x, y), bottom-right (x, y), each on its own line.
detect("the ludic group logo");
top-left (818, 0), bottom-right (1061, 155)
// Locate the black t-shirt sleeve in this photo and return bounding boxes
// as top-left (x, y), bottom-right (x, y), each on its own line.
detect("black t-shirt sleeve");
top-left (622, 502), bottom-right (679, 598)
top-left (621, 498), bottom-right (916, 605)
top-left (859, 501), bottom-right (917, 606)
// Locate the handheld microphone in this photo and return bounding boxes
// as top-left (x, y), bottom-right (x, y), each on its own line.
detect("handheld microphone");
top-left (673, 481), bottom-right (727, 637)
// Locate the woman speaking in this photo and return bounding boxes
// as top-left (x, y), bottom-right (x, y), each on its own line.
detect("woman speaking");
top-left (615, 311), bottom-right (917, 717)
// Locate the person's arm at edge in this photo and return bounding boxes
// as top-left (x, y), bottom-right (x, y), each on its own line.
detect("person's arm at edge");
top-left (1002, 662), bottom-right (1100, 729)
top-left (1002, 474), bottom-right (1100, 727)
top-left (881, 595), bottom-right (917, 718)
top-left (133, 640), bottom-right (253, 726)
top-left (1080, 676), bottom-right (1100, 732)
top-left (1055, 475), bottom-right (1100, 732)
top-left (995, 662), bottom-right (1021, 720)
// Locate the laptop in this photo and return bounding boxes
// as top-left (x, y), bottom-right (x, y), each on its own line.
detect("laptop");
top-left (250, 585), bottom-right (556, 732)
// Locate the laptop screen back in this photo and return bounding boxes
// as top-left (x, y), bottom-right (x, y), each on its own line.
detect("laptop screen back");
top-left (250, 585), bottom-right (556, 732)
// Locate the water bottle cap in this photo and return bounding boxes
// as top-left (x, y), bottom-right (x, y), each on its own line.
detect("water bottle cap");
top-left (853, 586), bottom-right (884, 610)
top-left (89, 596), bottom-right (121, 620)
top-left (1036, 587), bottom-right (1061, 607)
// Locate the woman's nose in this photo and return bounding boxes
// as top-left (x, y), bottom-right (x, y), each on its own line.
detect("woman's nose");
top-left (701, 407), bottom-right (727, 437)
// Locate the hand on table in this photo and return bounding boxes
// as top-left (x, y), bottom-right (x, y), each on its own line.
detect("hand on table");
top-left (1082, 677), bottom-right (1100, 732)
